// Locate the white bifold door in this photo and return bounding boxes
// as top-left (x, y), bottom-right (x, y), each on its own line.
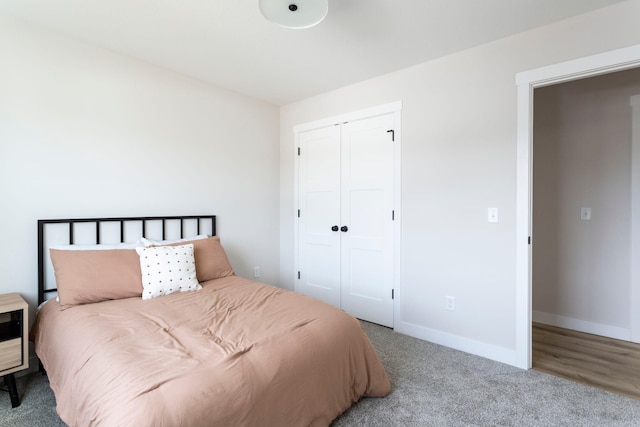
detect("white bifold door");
top-left (297, 113), bottom-right (395, 327)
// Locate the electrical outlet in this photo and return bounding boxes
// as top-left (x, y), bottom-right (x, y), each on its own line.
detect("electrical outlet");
top-left (446, 296), bottom-right (455, 311)
top-left (254, 266), bottom-right (260, 278)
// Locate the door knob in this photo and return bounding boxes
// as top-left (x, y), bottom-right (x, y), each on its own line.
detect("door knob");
top-left (331, 225), bottom-right (339, 232)
top-left (341, 225), bottom-right (348, 232)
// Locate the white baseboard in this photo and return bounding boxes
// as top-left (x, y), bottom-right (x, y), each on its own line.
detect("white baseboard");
top-left (533, 310), bottom-right (631, 341)
top-left (394, 320), bottom-right (519, 368)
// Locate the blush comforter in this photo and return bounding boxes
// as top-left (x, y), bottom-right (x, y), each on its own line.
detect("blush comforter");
top-left (32, 276), bottom-right (390, 426)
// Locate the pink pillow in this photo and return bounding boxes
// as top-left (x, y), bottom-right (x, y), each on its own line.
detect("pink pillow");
top-left (50, 249), bottom-right (143, 307)
top-left (164, 236), bottom-right (234, 282)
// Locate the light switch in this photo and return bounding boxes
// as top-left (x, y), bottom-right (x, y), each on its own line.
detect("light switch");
top-left (488, 208), bottom-right (499, 223)
top-left (581, 207), bottom-right (591, 220)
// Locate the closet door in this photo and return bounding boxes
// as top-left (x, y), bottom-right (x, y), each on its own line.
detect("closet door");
top-left (296, 113), bottom-right (395, 328)
top-left (297, 125), bottom-right (342, 307)
top-left (340, 114), bottom-right (394, 327)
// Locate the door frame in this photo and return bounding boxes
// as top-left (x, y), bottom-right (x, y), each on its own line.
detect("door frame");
top-left (293, 101), bottom-right (402, 327)
top-left (631, 94), bottom-right (640, 343)
top-left (515, 44), bottom-right (640, 369)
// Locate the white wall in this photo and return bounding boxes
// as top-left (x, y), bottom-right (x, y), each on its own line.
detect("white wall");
top-left (533, 69), bottom-right (640, 340)
top-left (0, 17), bottom-right (281, 323)
top-left (279, 0), bottom-right (640, 365)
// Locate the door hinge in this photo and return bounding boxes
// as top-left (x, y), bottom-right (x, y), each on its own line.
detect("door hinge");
top-left (297, 271), bottom-right (301, 279)
top-left (298, 209), bottom-right (300, 218)
top-left (297, 147), bottom-right (301, 156)
top-left (528, 236), bottom-right (531, 245)
top-left (392, 210), bottom-right (395, 221)
top-left (387, 129), bottom-right (395, 141)
top-left (392, 289), bottom-right (395, 299)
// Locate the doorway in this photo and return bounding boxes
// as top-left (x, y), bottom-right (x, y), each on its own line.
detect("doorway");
top-left (532, 69), bottom-right (640, 341)
top-left (515, 44), bottom-right (640, 369)
top-left (530, 69), bottom-right (640, 392)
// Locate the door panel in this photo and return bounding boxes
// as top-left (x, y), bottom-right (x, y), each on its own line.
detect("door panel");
top-left (297, 126), bottom-right (341, 307)
top-left (349, 189), bottom-right (386, 238)
top-left (341, 114), bottom-right (394, 327)
top-left (347, 248), bottom-right (384, 299)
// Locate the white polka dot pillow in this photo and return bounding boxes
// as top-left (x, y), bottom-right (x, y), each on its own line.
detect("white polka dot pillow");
top-left (136, 243), bottom-right (201, 300)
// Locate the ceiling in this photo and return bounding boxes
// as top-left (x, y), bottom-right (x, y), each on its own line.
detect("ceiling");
top-left (0, 0), bottom-right (627, 105)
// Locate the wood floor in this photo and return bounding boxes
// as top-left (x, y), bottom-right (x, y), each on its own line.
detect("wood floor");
top-left (532, 323), bottom-right (640, 400)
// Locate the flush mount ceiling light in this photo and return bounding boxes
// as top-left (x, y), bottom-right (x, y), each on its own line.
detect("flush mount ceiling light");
top-left (259, 0), bottom-right (328, 29)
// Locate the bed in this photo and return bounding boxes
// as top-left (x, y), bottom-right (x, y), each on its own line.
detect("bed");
top-left (32, 215), bottom-right (390, 426)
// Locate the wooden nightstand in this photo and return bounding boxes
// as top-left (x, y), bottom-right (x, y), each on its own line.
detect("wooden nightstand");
top-left (0, 293), bottom-right (28, 408)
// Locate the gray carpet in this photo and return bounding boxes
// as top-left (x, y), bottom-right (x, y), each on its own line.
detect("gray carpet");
top-left (2, 322), bottom-right (640, 426)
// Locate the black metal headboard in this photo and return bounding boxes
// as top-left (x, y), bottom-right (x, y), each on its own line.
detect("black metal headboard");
top-left (37, 215), bottom-right (216, 305)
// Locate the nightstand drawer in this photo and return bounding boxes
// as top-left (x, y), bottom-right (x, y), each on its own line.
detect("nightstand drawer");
top-left (0, 338), bottom-right (21, 372)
